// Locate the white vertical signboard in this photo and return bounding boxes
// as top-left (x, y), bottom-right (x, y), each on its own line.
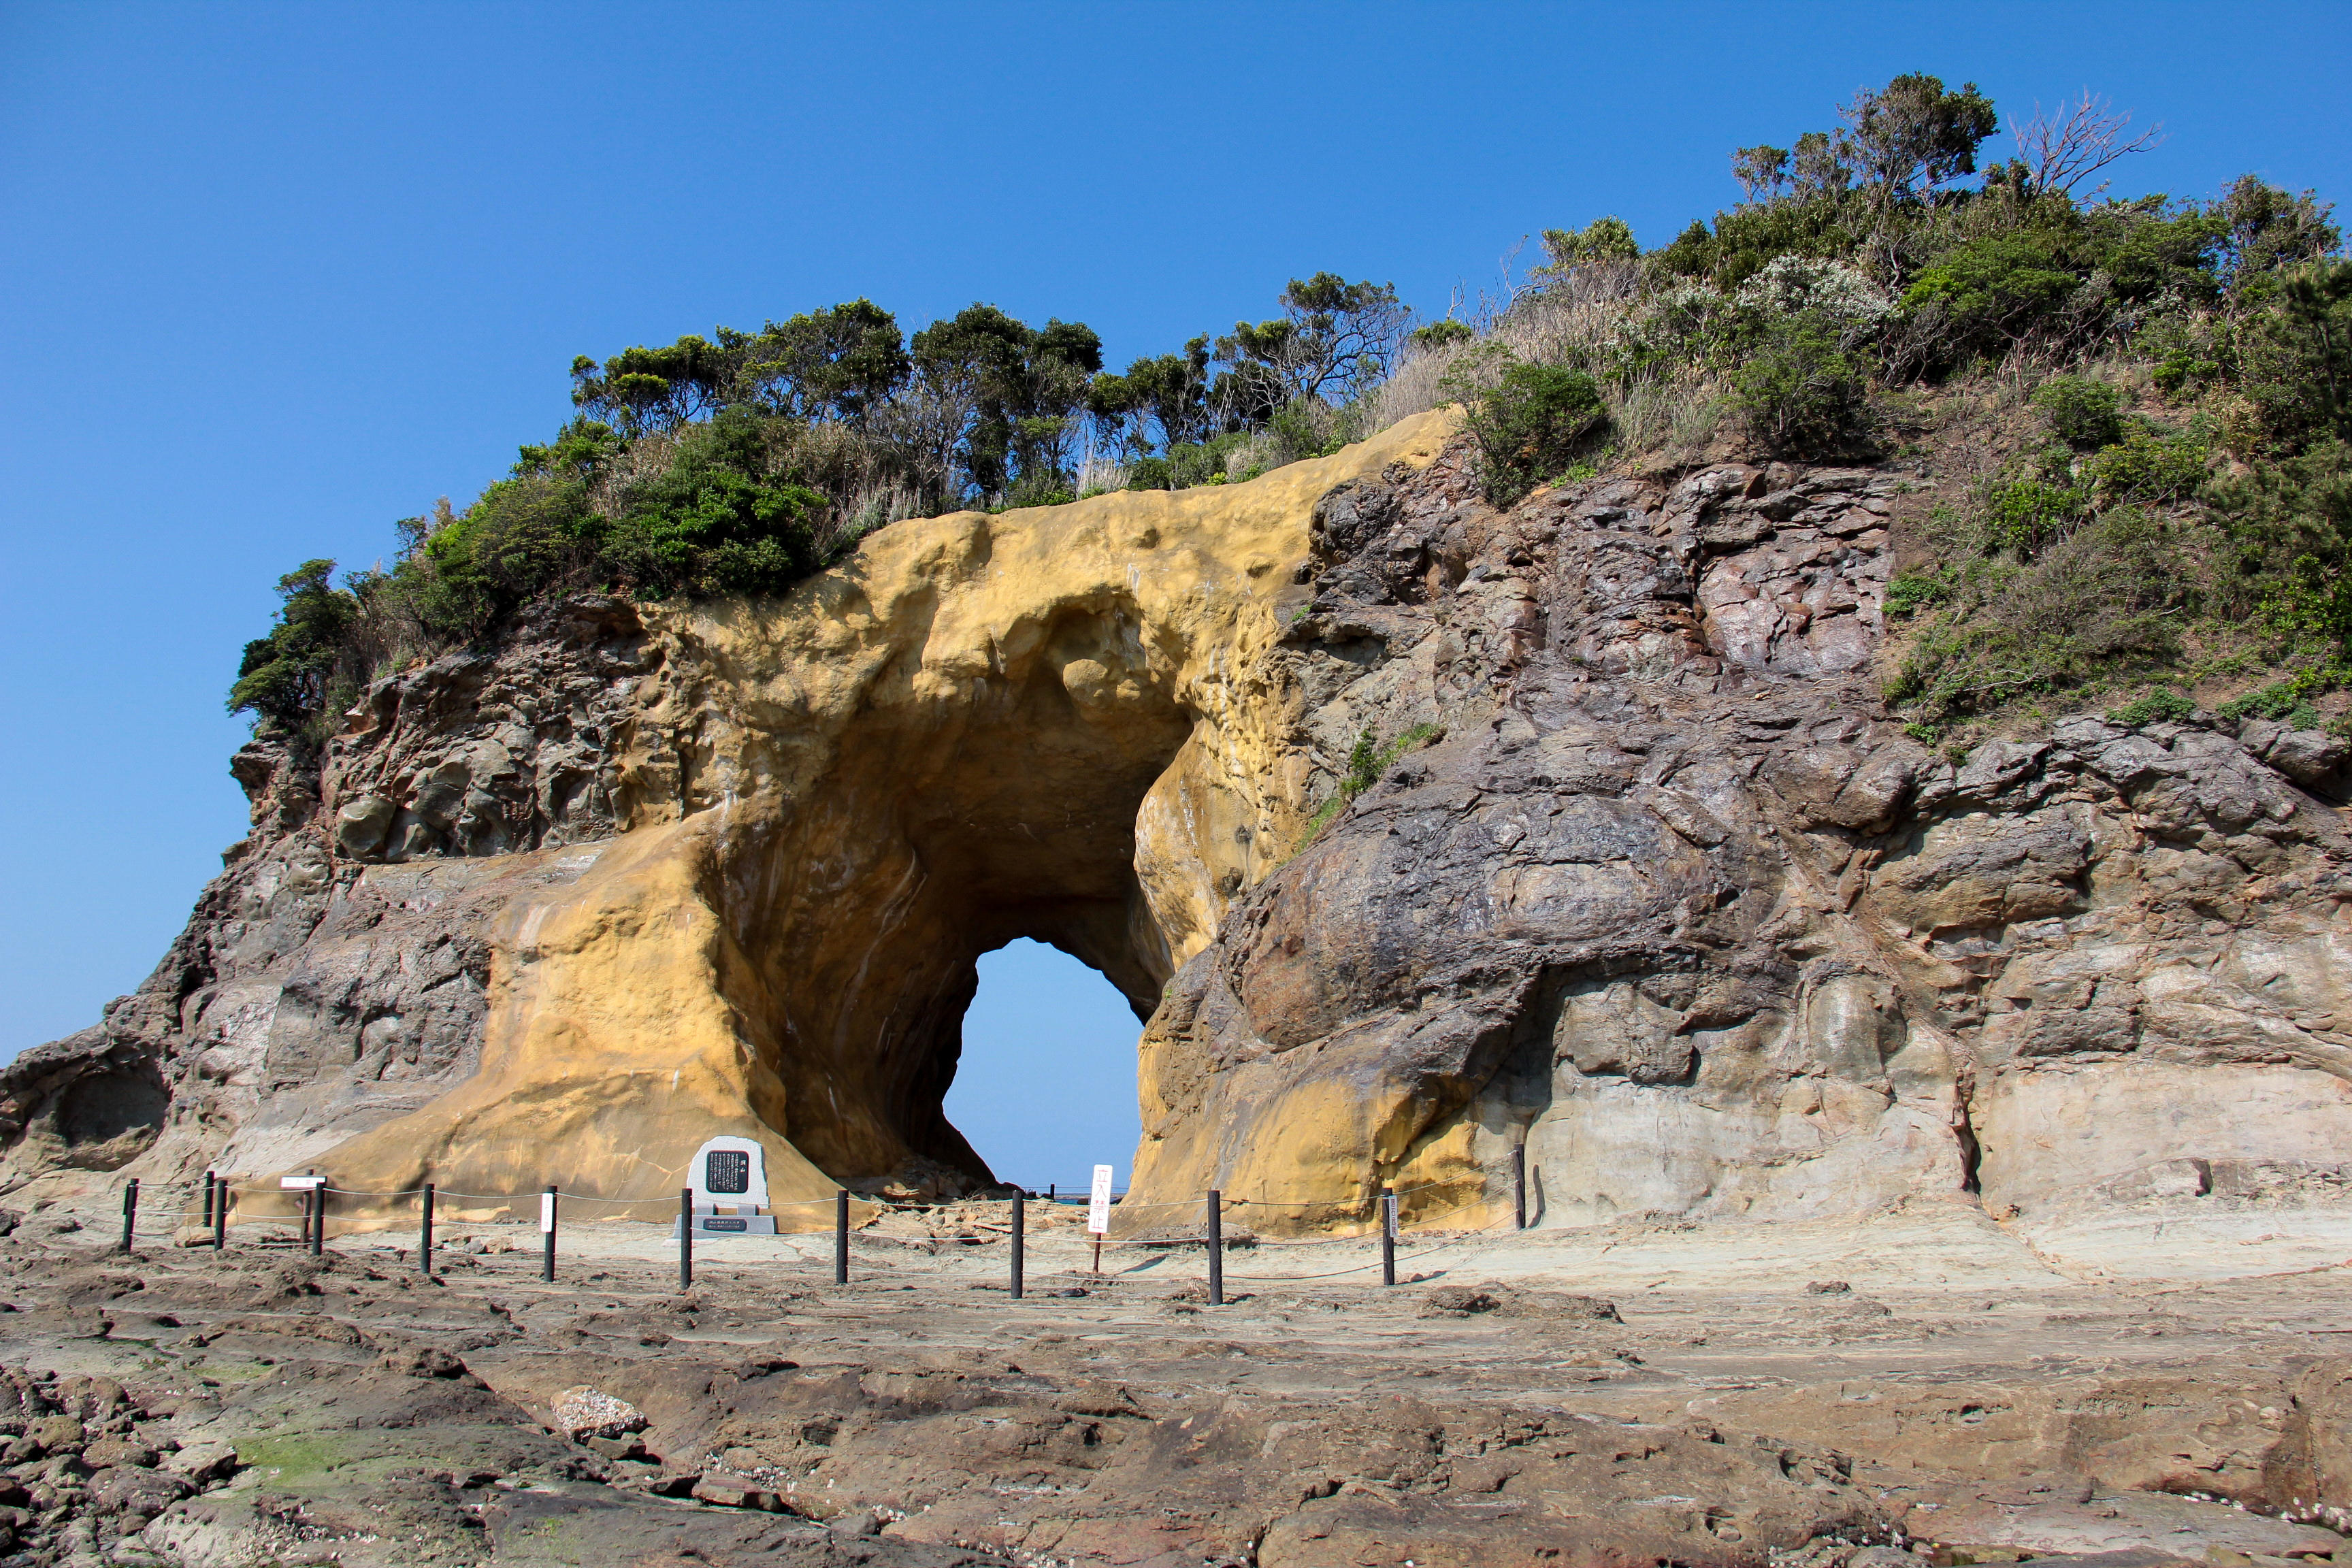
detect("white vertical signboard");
top-left (1087, 1164), bottom-right (1114, 1235)
top-left (1086, 1163), bottom-right (1115, 1275)
top-left (540, 1192), bottom-right (557, 1233)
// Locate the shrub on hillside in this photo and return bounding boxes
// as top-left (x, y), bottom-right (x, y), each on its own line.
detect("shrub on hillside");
top-left (2106, 688), bottom-right (2198, 725)
top-left (2032, 376), bottom-right (2125, 449)
top-left (2234, 261), bottom-right (2352, 453)
top-left (1301, 722), bottom-right (1445, 839)
top-left (1728, 312), bottom-right (1876, 458)
top-left (2210, 440), bottom-right (2352, 645)
top-left (1651, 191), bottom-right (1864, 291)
top-left (1731, 256), bottom-right (1892, 341)
top-left (1446, 355), bottom-right (1609, 504)
top-left (1898, 233), bottom-right (2085, 366)
top-left (2087, 425), bottom-right (2207, 504)
top-left (1883, 568), bottom-right (1950, 617)
top-left (2138, 313), bottom-right (2227, 396)
top-left (1982, 473), bottom-right (2091, 556)
top-left (1142, 429), bottom-right (1257, 489)
top-left (2219, 178), bottom-right (2344, 289)
top-left (1884, 510), bottom-right (2181, 718)
top-left (227, 560), bottom-right (362, 744)
top-left (2217, 668), bottom-right (2335, 728)
top-left (412, 473), bottom-right (600, 640)
top-left (601, 459), bottom-right (828, 600)
top-left (1409, 319), bottom-right (1475, 349)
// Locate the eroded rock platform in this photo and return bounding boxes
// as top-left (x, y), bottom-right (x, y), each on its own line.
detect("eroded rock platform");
top-left (2, 1203), bottom-right (2351, 1567)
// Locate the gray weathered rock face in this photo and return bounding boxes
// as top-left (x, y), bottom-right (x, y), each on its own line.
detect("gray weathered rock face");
top-left (1, 596), bottom-right (655, 1187)
top-left (0, 835), bottom-right (613, 1184)
top-left (1130, 445), bottom-right (2352, 1234)
top-left (321, 594), bottom-right (659, 861)
top-left (10, 430), bottom-right (2352, 1257)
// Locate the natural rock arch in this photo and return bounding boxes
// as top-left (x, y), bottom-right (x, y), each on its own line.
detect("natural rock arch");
top-left (18, 407), bottom-right (2352, 1269)
top-left (299, 414), bottom-right (1459, 1216)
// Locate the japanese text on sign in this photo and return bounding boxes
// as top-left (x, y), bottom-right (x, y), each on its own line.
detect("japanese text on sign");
top-left (1087, 1164), bottom-right (1113, 1235)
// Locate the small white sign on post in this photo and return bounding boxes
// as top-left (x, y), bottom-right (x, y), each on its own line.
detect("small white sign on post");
top-left (279, 1175), bottom-right (325, 1191)
top-left (1086, 1164), bottom-right (1114, 1235)
top-left (540, 1193), bottom-right (557, 1234)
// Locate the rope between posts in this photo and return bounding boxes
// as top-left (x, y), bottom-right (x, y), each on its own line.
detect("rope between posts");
top-left (1223, 1180), bottom-right (1449, 1209)
top-left (272, 1186), bottom-right (855, 1206)
top-left (1065, 1183), bottom-right (1447, 1220)
top-left (175, 1193), bottom-right (1489, 1231)
top-left (1226, 1213), bottom-right (1520, 1282)
top-left (1229, 1190), bottom-right (1497, 1245)
top-left (108, 1174), bottom-right (1530, 1296)
top-left (1030, 1190), bottom-right (1502, 1252)
top-left (159, 1180), bottom-right (1503, 1235)
top-left (264, 1183), bottom-right (1157, 1213)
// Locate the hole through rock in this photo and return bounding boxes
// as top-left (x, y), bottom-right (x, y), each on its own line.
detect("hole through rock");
top-left (943, 938), bottom-right (1147, 1192)
top-left (699, 597), bottom-right (1195, 1198)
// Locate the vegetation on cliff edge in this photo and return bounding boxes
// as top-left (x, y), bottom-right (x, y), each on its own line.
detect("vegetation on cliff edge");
top-left (232, 74), bottom-right (2349, 755)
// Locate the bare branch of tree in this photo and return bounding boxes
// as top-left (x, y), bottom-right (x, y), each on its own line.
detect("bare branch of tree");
top-left (1496, 235), bottom-right (1532, 316)
top-left (2011, 90), bottom-right (2165, 198)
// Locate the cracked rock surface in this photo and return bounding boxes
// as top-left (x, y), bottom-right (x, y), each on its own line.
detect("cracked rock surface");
top-left (1, 1215), bottom-right (2351, 1567)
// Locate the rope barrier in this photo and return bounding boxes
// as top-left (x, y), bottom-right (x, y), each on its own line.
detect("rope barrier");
top-left (983, 1188), bottom-right (1498, 1256)
top-left (1223, 1180), bottom-right (1450, 1208)
top-left (1241, 1188), bottom-right (1498, 1243)
top-left (208, 1177), bottom-right (1433, 1208)
top-left (173, 1178), bottom-right (1508, 1245)
top-left (1226, 1213), bottom-right (1520, 1282)
top-left (267, 1185), bottom-right (853, 1207)
top-left (95, 1169), bottom-right (1531, 1303)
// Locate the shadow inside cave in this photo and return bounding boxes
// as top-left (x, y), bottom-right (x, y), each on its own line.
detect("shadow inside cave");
top-left (700, 595), bottom-right (1196, 1194)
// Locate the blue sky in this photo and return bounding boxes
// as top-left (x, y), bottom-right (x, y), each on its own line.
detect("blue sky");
top-left (943, 940), bottom-right (1144, 1190)
top-left (3, 2), bottom-right (2347, 1171)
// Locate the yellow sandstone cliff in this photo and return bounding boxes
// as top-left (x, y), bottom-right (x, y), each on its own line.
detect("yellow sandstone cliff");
top-left (298, 411), bottom-right (1457, 1220)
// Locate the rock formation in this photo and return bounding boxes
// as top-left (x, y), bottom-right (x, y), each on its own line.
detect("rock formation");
top-left (1140, 455), bottom-right (2352, 1235)
top-left (10, 406), bottom-right (2352, 1247)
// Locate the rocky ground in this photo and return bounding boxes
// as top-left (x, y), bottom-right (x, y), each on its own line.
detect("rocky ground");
top-left (3, 1195), bottom-right (2351, 1568)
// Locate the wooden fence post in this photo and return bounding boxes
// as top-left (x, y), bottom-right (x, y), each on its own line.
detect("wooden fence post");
top-left (1009, 1193), bottom-right (1024, 1299)
top-left (1207, 1191), bottom-right (1223, 1307)
top-left (834, 1190), bottom-right (849, 1285)
top-left (1380, 1186), bottom-right (1396, 1287)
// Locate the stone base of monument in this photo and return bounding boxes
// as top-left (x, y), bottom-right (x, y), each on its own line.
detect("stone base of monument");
top-left (675, 1214), bottom-right (779, 1236)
